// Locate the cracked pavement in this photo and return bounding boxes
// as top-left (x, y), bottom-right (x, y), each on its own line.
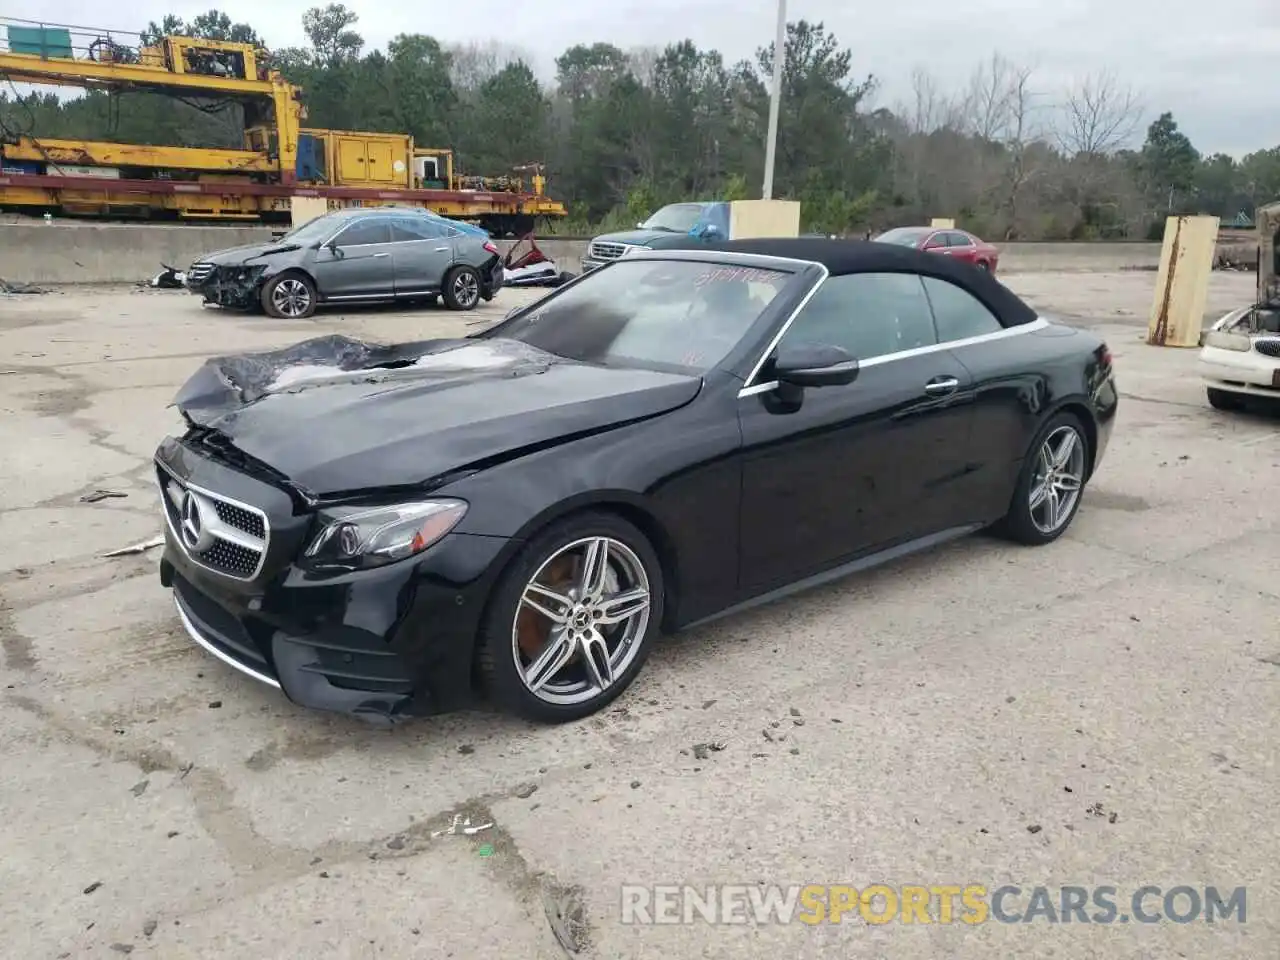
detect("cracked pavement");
top-left (1, 272), bottom-right (1277, 958)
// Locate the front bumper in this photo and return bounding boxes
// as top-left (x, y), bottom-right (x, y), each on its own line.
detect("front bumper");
top-left (1198, 345), bottom-right (1280, 396)
top-left (155, 439), bottom-right (513, 724)
top-left (186, 266), bottom-right (265, 309)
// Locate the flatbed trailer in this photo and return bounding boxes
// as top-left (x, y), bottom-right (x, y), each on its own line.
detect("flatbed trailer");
top-left (0, 18), bottom-right (567, 234)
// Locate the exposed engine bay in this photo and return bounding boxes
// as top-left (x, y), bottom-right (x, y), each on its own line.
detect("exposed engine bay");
top-left (1211, 201), bottom-right (1280, 338)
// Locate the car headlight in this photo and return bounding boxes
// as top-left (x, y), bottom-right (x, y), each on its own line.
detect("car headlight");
top-left (303, 499), bottom-right (468, 571)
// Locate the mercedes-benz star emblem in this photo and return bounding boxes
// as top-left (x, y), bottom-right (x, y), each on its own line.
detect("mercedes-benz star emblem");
top-left (179, 491), bottom-right (210, 552)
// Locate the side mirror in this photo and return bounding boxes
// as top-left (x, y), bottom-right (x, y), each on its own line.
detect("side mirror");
top-left (325, 239), bottom-right (340, 256)
top-left (700, 224), bottom-right (721, 240)
top-left (772, 342), bottom-right (860, 388)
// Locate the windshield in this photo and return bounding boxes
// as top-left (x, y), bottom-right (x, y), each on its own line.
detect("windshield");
top-left (874, 227), bottom-right (931, 247)
top-left (279, 214), bottom-right (342, 245)
top-left (488, 259), bottom-right (792, 373)
top-left (640, 203), bottom-right (706, 234)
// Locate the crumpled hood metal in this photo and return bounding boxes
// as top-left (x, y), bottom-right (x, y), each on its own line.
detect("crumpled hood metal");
top-left (200, 242), bottom-right (299, 266)
top-left (171, 335), bottom-right (702, 495)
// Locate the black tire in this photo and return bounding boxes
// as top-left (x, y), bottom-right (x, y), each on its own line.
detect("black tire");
top-left (994, 411), bottom-right (1091, 546)
top-left (442, 265), bottom-right (482, 311)
top-left (260, 272), bottom-right (317, 319)
top-left (477, 511), bottom-right (665, 723)
top-left (1207, 387), bottom-right (1244, 412)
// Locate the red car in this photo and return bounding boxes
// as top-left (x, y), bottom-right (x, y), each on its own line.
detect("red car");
top-left (873, 226), bottom-right (1000, 273)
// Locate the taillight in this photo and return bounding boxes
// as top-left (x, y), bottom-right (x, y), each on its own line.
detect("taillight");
top-left (483, 241), bottom-right (499, 256)
top-left (1099, 344), bottom-right (1113, 369)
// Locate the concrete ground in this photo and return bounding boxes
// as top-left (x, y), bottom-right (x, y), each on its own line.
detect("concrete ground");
top-left (1, 272), bottom-right (1277, 959)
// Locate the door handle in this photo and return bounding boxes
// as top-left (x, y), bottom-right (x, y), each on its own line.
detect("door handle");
top-left (924, 376), bottom-right (959, 395)
top-left (372, 252), bottom-right (390, 258)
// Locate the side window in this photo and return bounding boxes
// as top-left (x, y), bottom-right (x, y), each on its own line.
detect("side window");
top-left (389, 217), bottom-right (445, 242)
top-left (334, 218), bottom-right (390, 246)
top-left (780, 272), bottom-right (938, 362)
top-left (944, 231), bottom-right (973, 248)
top-left (921, 276), bottom-right (1003, 342)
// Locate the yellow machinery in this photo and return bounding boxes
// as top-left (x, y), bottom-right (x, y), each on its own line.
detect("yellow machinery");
top-left (0, 18), bottom-right (566, 233)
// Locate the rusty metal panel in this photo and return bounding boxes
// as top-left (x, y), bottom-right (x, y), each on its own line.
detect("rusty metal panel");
top-left (1147, 215), bottom-right (1220, 347)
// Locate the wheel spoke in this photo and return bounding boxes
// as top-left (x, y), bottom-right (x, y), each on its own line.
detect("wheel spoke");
top-left (1052, 431), bottom-right (1077, 469)
top-left (1029, 480), bottom-right (1050, 510)
top-left (1054, 473), bottom-right (1082, 493)
top-left (1046, 488), bottom-right (1061, 528)
top-left (578, 538), bottom-right (610, 599)
top-left (580, 629), bottom-right (615, 691)
top-left (521, 581), bottom-right (572, 624)
top-left (524, 631), bottom-right (576, 692)
top-left (596, 587), bottom-right (650, 626)
top-left (1038, 445), bottom-right (1054, 476)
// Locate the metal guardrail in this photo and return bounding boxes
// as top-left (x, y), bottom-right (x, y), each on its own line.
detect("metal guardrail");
top-left (1, 16), bottom-right (154, 67)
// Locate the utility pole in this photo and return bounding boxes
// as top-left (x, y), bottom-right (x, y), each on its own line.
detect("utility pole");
top-left (761, 0), bottom-right (786, 200)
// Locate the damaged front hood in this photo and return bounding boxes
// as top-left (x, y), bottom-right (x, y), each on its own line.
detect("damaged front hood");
top-left (201, 242), bottom-right (301, 266)
top-left (171, 335), bottom-right (702, 495)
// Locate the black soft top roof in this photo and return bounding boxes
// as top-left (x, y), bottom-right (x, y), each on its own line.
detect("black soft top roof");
top-left (658, 236), bottom-right (1038, 328)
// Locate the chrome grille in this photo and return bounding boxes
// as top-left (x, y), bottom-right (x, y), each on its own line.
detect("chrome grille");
top-left (589, 241), bottom-right (627, 261)
top-left (186, 261), bottom-right (215, 284)
top-left (1254, 338), bottom-right (1280, 359)
top-left (156, 462), bottom-right (270, 581)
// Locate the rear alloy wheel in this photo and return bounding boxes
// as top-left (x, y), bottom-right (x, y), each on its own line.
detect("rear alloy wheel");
top-left (1207, 387), bottom-right (1245, 412)
top-left (976, 260), bottom-right (990, 271)
top-left (478, 513), bottom-right (663, 722)
top-left (260, 273), bottom-right (317, 319)
top-left (995, 412), bottom-right (1090, 545)
top-left (443, 266), bottom-right (482, 311)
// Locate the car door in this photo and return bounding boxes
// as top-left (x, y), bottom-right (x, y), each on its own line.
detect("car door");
top-left (919, 274), bottom-right (1032, 522)
top-left (313, 216), bottom-right (395, 299)
top-left (737, 271), bottom-right (976, 593)
top-left (921, 231), bottom-right (949, 257)
top-left (387, 215), bottom-right (455, 296)
top-left (944, 231), bottom-right (979, 264)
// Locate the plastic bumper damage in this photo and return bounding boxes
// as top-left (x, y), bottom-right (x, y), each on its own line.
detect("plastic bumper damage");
top-left (188, 265), bottom-right (267, 310)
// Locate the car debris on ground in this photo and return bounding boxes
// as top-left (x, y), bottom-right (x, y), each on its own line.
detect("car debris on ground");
top-left (80, 489), bottom-right (128, 503)
top-left (148, 265), bottom-right (187, 289)
top-left (503, 234), bottom-right (576, 288)
top-left (0, 277), bottom-right (49, 294)
top-left (101, 535), bottom-right (165, 558)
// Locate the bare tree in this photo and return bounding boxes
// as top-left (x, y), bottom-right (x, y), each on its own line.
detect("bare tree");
top-left (1056, 69), bottom-right (1143, 156)
top-left (998, 62), bottom-right (1046, 238)
top-left (627, 46), bottom-right (661, 86)
top-left (447, 40), bottom-right (533, 93)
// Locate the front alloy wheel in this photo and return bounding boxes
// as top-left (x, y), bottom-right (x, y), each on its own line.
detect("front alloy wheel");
top-left (478, 513), bottom-right (663, 722)
top-left (514, 537), bottom-right (652, 705)
top-left (261, 273), bottom-right (317, 319)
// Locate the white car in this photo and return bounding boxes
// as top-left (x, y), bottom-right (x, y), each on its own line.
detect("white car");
top-left (1197, 304), bottom-right (1280, 410)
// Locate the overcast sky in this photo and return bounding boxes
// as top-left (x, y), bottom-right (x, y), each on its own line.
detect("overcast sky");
top-left (10, 0), bottom-right (1279, 156)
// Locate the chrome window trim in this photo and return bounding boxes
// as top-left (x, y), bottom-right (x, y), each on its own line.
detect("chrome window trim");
top-left (738, 302), bottom-right (1050, 399)
top-left (155, 458), bottom-right (272, 582)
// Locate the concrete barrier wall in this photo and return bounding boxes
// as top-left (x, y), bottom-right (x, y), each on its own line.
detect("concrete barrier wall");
top-left (0, 220), bottom-right (1226, 285)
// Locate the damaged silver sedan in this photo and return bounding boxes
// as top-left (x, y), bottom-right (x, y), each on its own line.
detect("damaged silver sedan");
top-left (184, 207), bottom-right (505, 318)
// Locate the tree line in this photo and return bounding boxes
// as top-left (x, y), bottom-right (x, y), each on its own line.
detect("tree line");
top-left (2, 4), bottom-right (1278, 239)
